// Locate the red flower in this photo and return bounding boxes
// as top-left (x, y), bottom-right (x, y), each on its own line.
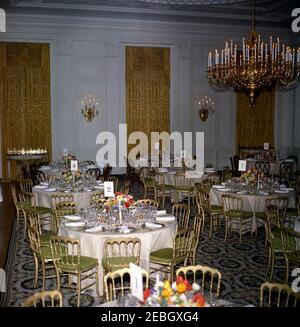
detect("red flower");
top-left (143, 288), bottom-right (151, 302)
top-left (193, 292), bottom-right (205, 306)
top-left (176, 276), bottom-right (184, 284)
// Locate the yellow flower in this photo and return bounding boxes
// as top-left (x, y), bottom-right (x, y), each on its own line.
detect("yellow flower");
top-left (176, 283), bottom-right (186, 294)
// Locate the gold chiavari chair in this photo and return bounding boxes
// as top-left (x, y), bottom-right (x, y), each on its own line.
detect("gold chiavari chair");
top-left (260, 282), bottom-right (299, 307)
top-left (22, 290), bottom-right (63, 307)
top-left (174, 173), bottom-right (194, 209)
top-left (280, 228), bottom-right (300, 284)
top-left (188, 210), bottom-right (205, 265)
top-left (265, 205), bottom-right (286, 280)
top-left (141, 168), bottom-right (156, 199)
top-left (150, 228), bottom-right (194, 282)
top-left (221, 168), bottom-right (232, 183)
top-left (120, 179), bottom-right (131, 195)
top-left (256, 196), bottom-right (288, 237)
top-left (194, 180), bottom-right (213, 195)
top-left (172, 203), bottom-right (190, 230)
top-left (11, 185), bottom-right (26, 234)
top-left (205, 173), bottom-right (220, 185)
top-left (50, 235), bottom-right (100, 307)
top-left (102, 238), bottom-right (141, 275)
top-left (131, 199), bottom-right (159, 209)
top-left (19, 191), bottom-right (53, 235)
top-left (53, 201), bottom-right (77, 234)
top-left (89, 191), bottom-right (104, 202)
top-left (27, 225), bottom-right (54, 290)
top-left (104, 267), bottom-right (149, 302)
top-left (222, 194), bottom-right (253, 244)
top-left (154, 173), bottom-right (175, 209)
top-left (89, 198), bottom-right (108, 209)
top-left (196, 189), bottom-right (223, 239)
top-left (20, 178), bottom-right (33, 193)
top-left (27, 210), bottom-right (55, 246)
top-left (176, 264), bottom-right (222, 297)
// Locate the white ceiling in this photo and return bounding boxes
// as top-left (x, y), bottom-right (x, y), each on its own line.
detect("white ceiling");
top-left (5, 0), bottom-right (298, 28)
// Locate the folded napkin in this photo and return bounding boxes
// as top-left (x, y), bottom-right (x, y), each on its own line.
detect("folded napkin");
top-left (65, 221), bottom-right (85, 227)
top-left (145, 222), bottom-right (163, 229)
top-left (87, 165), bottom-right (97, 169)
top-left (279, 184), bottom-right (287, 188)
top-left (218, 188), bottom-right (231, 192)
top-left (94, 185), bottom-right (104, 189)
top-left (85, 225), bottom-right (103, 233)
top-left (259, 191), bottom-right (269, 195)
top-left (40, 182), bottom-right (49, 186)
top-left (156, 215), bottom-right (175, 222)
top-left (156, 210), bottom-right (167, 216)
top-left (64, 215), bottom-right (82, 221)
top-left (40, 166), bottom-right (51, 170)
top-left (280, 188), bottom-right (294, 192)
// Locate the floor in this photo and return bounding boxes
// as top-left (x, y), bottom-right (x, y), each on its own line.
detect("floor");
top-left (0, 183), bottom-right (15, 268)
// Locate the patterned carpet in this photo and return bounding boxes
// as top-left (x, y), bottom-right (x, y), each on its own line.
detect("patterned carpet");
top-left (0, 179), bottom-right (287, 307)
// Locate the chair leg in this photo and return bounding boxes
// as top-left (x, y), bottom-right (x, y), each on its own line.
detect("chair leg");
top-left (55, 269), bottom-right (61, 292)
top-left (269, 252), bottom-right (275, 281)
top-left (77, 272), bottom-right (81, 307)
top-left (239, 221), bottom-right (242, 244)
top-left (95, 266), bottom-right (100, 297)
top-left (209, 214), bottom-right (213, 239)
top-left (224, 218), bottom-right (228, 241)
top-left (285, 258), bottom-right (289, 284)
top-left (41, 261), bottom-right (46, 291)
top-left (16, 209), bottom-right (20, 231)
top-left (33, 255), bottom-right (39, 288)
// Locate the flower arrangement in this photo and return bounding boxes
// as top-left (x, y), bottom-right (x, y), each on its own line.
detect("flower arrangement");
top-left (143, 276), bottom-right (206, 307)
top-left (62, 171), bottom-right (73, 182)
top-left (106, 192), bottom-right (134, 209)
top-left (241, 168), bottom-right (264, 184)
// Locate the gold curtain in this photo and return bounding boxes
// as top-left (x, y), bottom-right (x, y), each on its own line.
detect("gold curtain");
top-left (125, 46), bottom-right (170, 152)
top-left (236, 91), bottom-right (275, 149)
top-left (0, 43), bottom-right (52, 181)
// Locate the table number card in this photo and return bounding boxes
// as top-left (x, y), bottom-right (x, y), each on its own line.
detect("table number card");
top-left (130, 263), bottom-right (144, 302)
top-left (238, 160), bottom-right (247, 172)
top-left (264, 143), bottom-right (269, 150)
top-left (70, 160), bottom-right (78, 171)
top-left (104, 181), bottom-right (114, 197)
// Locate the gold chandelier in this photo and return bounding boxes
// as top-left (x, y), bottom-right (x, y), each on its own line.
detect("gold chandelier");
top-left (80, 94), bottom-right (99, 122)
top-left (207, 0), bottom-right (300, 107)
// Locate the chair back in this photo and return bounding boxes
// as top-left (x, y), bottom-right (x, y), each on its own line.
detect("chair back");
top-left (22, 290), bottom-right (63, 307)
top-left (86, 168), bottom-right (101, 180)
top-left (196, 189), bottom-right (210, 214)
top-left (173, 228), bottom-right (194, 263)
top-left (50, 193), bottom-right (74, 208)
top-left (90, 198), bottom-right (107, 208)
top-left (279, 161), bottom-right (295, 184)
top-left (90, 191), bottom-right (104, 202)
top-left (27, 211), bottom-right (43, 235)
top-left (175, 173), bottom-right (191, 188)
top-left (104, 267), bottom-right (149, 302)
top-left (54, 201), bottom-right (77, 233)
top-left (172, 204), bottom-right (190, 229)
top-left (260, 282), bottom-right (299, 307)
top-left (20, 179), bottom-right (33, 193)
top-left (33, 171), bottom-right (46, 185)
top-left (50, 235), bottom-right (80, 271)
top-left (255, 161), bottom-right (270, 175)
top-left (222, 194), bottom-right (243, 215)
top-left (206, 173), bottom-right (220, 185)
top-left (176, 264), bottom-right (222, 296)
top-left (27, 225), bottom-right (42, 258)
top-left (280, 228), bottom-right (299, 260)
top-left (131, 199), bottom-right (158, 208)
top-left (266, 204), bottom-right (282, 229)
top-left (266, 196), bottom-right (288, 222)
top-left (104, 238), bottom-right (141, 271)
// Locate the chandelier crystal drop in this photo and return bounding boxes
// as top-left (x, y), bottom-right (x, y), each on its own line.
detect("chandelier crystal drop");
top-left (207, 0), bottom-right (300, 107)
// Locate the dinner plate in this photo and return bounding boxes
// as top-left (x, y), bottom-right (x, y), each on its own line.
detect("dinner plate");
top-left (85, 225), bottom-right (105, 233)
top-left (34, 185), bottom-right (48, 189)
top-left (212, 185), bottom-right (226, 189)
top-left (43, 188), bottom-right (56, 192)
top-left (156, 210), bottom-right (167, 216)
top-left (144, 222), bottom-right (164, 229)
top-left (115, 226), bottom-right (135, 234)
top-left (64, 215), bottom-right (82, 221)
top-left (217, 188), bottom-right (231, 192)
top-left (155, 215), bottom-right (176, 222)
top-left (64, 221), bottom-right (86, 228)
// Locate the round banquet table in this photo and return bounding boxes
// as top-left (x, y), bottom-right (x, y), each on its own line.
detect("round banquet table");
top-left (33, 188), bottom-right (103, 210)
top-left (59, 220), bottom-right (177, 295)
top-left (210, 188), bottom-right (295, 232)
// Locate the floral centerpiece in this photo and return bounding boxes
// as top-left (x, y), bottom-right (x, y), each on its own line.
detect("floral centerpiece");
top-left (105, 192), bottom-right (135, 209)
top-left (241, 168), bottom-right (264, 184)
top-left (143, 276), bottom-right (206, 307)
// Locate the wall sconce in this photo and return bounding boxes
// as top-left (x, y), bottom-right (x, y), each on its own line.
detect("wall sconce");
top-left (197, 96), bottom-right (214, 122)
top-left (81, 94), bottom-right (99, 122)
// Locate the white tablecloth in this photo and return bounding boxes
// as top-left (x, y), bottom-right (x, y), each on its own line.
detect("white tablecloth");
top-left (59, 220), bottom-right (177, 295)
top-left (33, 189), bottom-right (103, 210)
top-left (210, 188), bottom-right (295, 232)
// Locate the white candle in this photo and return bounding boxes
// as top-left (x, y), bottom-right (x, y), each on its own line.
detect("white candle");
top-left (118, 201), bottom-right (122, 224)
